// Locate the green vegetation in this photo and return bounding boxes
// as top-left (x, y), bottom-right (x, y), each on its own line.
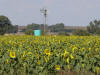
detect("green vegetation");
top-left (72, 30), bottom-right (90, 36)
top-left (0, 35), bottom-right (99, 75)
top-left (87, 20), bottom-right (100, 35)
top-left (0, 15), bottom-right (18, 35)
top-left (25, 29), bottom-right (33, 35)
top-left (0, 15), bottom-right (12, 35)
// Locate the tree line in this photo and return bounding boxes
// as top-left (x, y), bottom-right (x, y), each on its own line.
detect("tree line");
top-left (0, 15), bottom-right (100, 35)
top-left (0, 15), bottom-right (18, 35)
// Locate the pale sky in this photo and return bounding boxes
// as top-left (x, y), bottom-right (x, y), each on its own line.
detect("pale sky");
top-left (0, 0), bottom-right (100, 26)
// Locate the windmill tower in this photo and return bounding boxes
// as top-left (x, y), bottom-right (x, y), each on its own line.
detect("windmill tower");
top-left (40, 8), bottom-right (48, 35)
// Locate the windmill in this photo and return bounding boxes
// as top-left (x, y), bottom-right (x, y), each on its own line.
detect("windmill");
top-left (40, 8), bottom-right (48, 35)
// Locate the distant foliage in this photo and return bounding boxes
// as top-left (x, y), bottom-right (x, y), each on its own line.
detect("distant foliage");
top-left (73, 30), bottom-right (90, 36)
top-left (58, 31), bottom-right (69, 36)
top-left (25, 23), bottom-right (66, 35)
top-left (0, 15), bottom-right (12, 35)
top-left (8, 25), bottom-right (18, 33)
top-left (26, 23), bottom-right (40, 30)
top-left (25, 29), bottom-right (33, 35)
top-left (87, 20), bottom-right (100, 35)
top-left (49, 23), bottom-right (64, 32)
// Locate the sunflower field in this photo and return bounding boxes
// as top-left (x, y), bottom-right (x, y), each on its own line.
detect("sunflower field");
top-left (0, 35), bottom-right (100, 75)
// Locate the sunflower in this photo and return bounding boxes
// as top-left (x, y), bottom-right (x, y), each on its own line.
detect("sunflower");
top-left (10, 51), bottom-right (16, 58)
top-left (23, 51), bottom-right (26, 57)
top-left (44, 49), bottom-right (50, 55)
top-left (37, 60), bottom-right (41, 65)
top-left (66, 57), bottom-right (69, 64)
top-left (96, 67), bottom-right (100, 74)
top-left (6, 59), bottom-right (9, 64)
top-left (44, 56), bottom-right (48, 63)
top-left (55, 65), bottom-right (60, 70)
top-left (70, 54), bottom-right (74, 59)
top-left (82, 64), bottom-right (85, 68)
top-left (64, 50), bottom-right (69, 57)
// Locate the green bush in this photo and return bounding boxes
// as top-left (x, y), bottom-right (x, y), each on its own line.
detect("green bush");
top-left (95, 29), bottom-right (100, 35)
top-left (0, 15), bottom-right (12, 35)
top-left (58, 31), bottom-right (69, 36)
top-left (25, 30), bottom-right (33, 35)
top-left (72, 30), bottom-right (90, 36)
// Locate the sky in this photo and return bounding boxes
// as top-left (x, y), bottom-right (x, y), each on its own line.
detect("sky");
top-left (0, 0), bottom-right (100, 26)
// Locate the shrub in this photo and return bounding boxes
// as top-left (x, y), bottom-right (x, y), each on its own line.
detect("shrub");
top-left (25, 29), bottom-right (33, 35)
top-left (58, 31), bottom-right (69, 36)
top-left (72, 30), bottom-right (90, 36)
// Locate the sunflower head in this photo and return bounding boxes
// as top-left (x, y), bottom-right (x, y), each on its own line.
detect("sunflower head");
top-left (44, 56), bottom-right (48, 63)
top-left (10, 51), bottom-right (16, 58)
top-left (55, 65), bottom-right (60, 70)
top-left (37, 60), bottom-right (41, 65)
top-left (44, 49), bottom-right (50, 55)
top-left (70, 54), bottom-right (74, 59)
top-left (66, 57), bottom-right (69, 64)
top-left (6, 59), bottom-right (9, 64)
top-left (96, 67), bottom-right (100, 74)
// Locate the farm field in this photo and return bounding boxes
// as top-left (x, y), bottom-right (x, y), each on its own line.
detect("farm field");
top-left (0, 35), bottom-right (100, 75)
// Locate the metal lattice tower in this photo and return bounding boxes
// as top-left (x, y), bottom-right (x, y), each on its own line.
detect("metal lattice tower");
top-left (40, 8), bottom-right (48, 35)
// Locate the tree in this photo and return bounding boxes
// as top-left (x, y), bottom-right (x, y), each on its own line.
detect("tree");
top-left (25, 29), bottom-right (33, 35)
top-left (0, 15), bottom-right (12, 35)
top-left (72, 30), bottom-right (90, 36)
top-left (25, 23), bottom-right (41, 35)
top-left (58, 31), bottom-right (69, 36)
top-left (8, 25), bottom-right (18, 33)
top-left (26, 23), bottom-right (40, 30)
top-left (87, 20), bottom-right (100, 34)
top-left (49, 23), bottom-right (65, 32)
